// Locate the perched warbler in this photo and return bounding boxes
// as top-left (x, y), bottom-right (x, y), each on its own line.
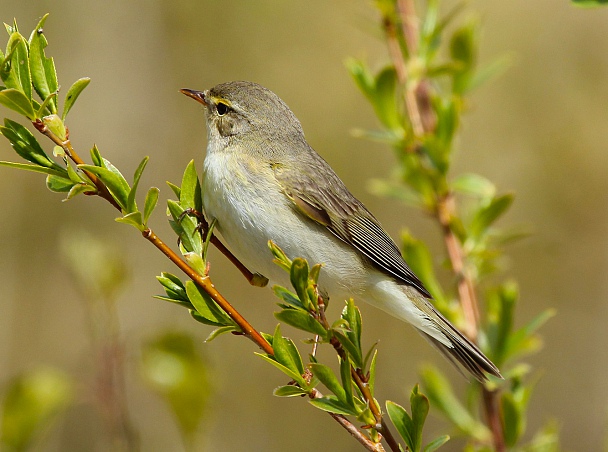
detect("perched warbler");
top-left (181, 81), bottom-right (501, 382)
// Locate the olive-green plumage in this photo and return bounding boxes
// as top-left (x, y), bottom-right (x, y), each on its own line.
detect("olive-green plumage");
top-left (182, 81), bottom-right (501, 382)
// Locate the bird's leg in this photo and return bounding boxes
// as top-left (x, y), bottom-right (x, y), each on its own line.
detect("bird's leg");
top-left (179, 208), bottom-right (269, 287)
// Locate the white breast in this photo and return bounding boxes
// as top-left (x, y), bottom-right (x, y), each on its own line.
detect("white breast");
top-left (202, 149), bottom-right (368, 301)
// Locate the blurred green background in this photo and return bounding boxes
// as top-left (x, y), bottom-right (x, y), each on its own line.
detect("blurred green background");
top-left (1, 0), bottom-right (607, 450)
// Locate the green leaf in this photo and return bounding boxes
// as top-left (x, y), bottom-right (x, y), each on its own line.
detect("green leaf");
top-left (572, 0), bottom-right (608, 6)
top-left (166, 199), bottom-right (203, 256)
top-left (424, 435), bottom-right (450, 452)
top-left (0, 160), bottom-right (65, 177)
top-left (333, 331), bottom-right (362, 370)
top-left (272, 325), bottom-right (305, 376)
top-left (127, 156), bottom-right (149, 213)
top-left (274, 309), bottom-right (327, 338)
top-left (269, 240), bottom-right (292, 272)
top-left (255, 353), bottom-right (306, 388)
top-left (486, 281), bottom-right (518, 366)
top-left (386, 401), bottom-right (416, 451)
top-left (410, 385), bottom-right (430, 452)
top-left (367, 178), bottom-right (424, 208)
top-left (45, 174), bottom-right (73, 192)
top-left (156, 272), bottom-right (188, 301)
top-left (79, 163), bottom-right (131, 210)
top-left (401, 230), bottom-right (448, 310)
top-left (505, 308), bottom-right (555, 362)
top-left (0, 88), bottom-right (35, 119)
top-left (180, 160), bottom-right (201, 211)
top-left (115, 211), bottom-right (144, 230)
top-left (310, 363), bottom-right (347, 404)
top-left (1, 33), bottom-right (31, 102)
top-left (66, 182), bottom-right (94, 200)
top-left (90, 144), bottom-right (103, 167)
top-left (273, 385), bottom-right (309, 397)
top-left (205, 325), bottom-right (238, 342)
top-left (420, 365), bottom-right (490, 442)
top-left (62, 77), bottom-right (90, 120)
top-left (290, 258), bottom-right (310, 309)
top-left (143, 186), bottom-right (160, 226)
top-left (367, 349), bottom-right (378, 395)
top-left (166, 180), bottom-right (181, 198)
top-left (140, 332), bottom-right (209, 442)
top-left (273, 285), bottom-right (304, 309)
top-left (373, 66), bottom-right (401, 131)
top-left (0, 367), bottom-right (72, 452)
top-left (185, 280), bottom-right (233, 327)
top-left (502, 381), bottom-right (532, 447)
top-left (28, 14), bottom-right (57, 113)
top-left (452, 173), bottom-right (496, 200)
top-left (469, 193), bottom-right (514, 239)
top-left (309, 396), bottom-right (358, 416)
top-left (36, 92), bottom-right (56, 117)
top-left (182, 251), bottom-right (207, 277)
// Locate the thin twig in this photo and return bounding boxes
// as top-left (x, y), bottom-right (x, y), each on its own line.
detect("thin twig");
top-left (310, 389), bottom-right (386, 452)
top-left (142, 228), bottom-right (274, 355)
top-left (32, 121), bottom-right (392, 451)
top-left (318, 295), bottom-right (401, 452)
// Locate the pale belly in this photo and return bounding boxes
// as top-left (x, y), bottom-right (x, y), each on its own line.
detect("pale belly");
top-left (202, 152), bottom-right (368, 302)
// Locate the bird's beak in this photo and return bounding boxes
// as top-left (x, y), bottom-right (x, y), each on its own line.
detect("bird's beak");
top-left (180, 88), bottom-right (207, 106)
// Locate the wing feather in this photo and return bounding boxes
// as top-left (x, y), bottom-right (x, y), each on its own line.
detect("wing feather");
top-left (272, 153), bottom-right (432, 298)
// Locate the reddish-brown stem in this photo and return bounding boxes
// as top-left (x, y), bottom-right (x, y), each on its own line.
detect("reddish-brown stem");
top-left (33, 121), bottom-right (122, 211)
top-left (482, 389), bottom-right (505, 452)
top-left (143, 228), bottom-right (274, 355)
top-left (436, 194), bottom-right (479, 339)
top-left (382, 3), bottom-right (505, 451)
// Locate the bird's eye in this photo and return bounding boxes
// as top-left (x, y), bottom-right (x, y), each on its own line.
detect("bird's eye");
top-left (216, 102), bottom-right (229, 116)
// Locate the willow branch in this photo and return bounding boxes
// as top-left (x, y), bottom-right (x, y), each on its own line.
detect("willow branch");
top-left (318, 296), bottom-right (400, 452)
top-left (383, 3), bottom-right (505, 451)
top-left (32, 121), bottom-right (393, 451)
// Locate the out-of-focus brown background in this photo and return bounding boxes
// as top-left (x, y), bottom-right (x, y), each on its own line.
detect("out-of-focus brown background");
top-left (1, 1), bottom-right (607, 450)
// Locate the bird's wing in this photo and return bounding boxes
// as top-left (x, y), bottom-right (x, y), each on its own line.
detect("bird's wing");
top-left (271, 154), bottom-right (432, 298)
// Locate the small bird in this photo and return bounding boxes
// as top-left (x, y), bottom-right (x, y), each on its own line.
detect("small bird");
top-left (181, 81), bottom-right (501, 382)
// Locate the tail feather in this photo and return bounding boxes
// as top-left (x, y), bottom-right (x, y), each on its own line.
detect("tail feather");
top-left (422, 315), bottom-right (502, 382)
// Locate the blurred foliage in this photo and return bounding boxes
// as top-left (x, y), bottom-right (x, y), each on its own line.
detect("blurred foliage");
top-left (141, 332), bottom-right (210, 450)
top-left (347, 0), bottom-right (564, 450)
top-left (0, 3), bottom-right (599, 450)
top-left (0, 368), bottom-right (72, 452)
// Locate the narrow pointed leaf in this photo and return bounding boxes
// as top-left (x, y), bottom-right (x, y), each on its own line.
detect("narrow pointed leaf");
top-left (185, 280), bottom-right (232, 327)
top-left (143, 187), bottom-right (159, 226)
top-left (62, 77), bottom-right (90, 120)
top-left (28, 14), bottom-right (58, 113)
top-left (79, 164), bottom-right (130, 210)
top-left (180, 160), bottom-right (201, 210)
top-left (309, 396), bottom-right (359, 416)
top-left (1, 33), bottom-right (31, 101)
top-left (470, 194), bottom-right (514, 238)
top-left (310, 363), bottom-right (346, 403)
top-left (127, 156), bottom-right (149, 213)
top-left (386, 401), bottom-right (415, 451)
top-left (0, 88), bottom-right (35, 119)
top-left (0, 160), bottom-right (64, 177)
top-left (255, 353), bottom-right (306, 387)
top-left (420, 365), bottom-right (490, 441)
top-left (290, 258), bottom-right (310, 308)
top-left (274, 385), bottom-right (309, 397)
top-left (274, 309), bottom-right (327, 338)
top-left (424, 435), bottom-right (450, 452)
top-left (205, 325), bottom-right (238, 342)
top-left (46, 174), bottom-right (74, 192)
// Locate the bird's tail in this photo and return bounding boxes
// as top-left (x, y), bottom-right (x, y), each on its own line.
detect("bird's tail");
top-left (421, 308), bottom-right (502, 382)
